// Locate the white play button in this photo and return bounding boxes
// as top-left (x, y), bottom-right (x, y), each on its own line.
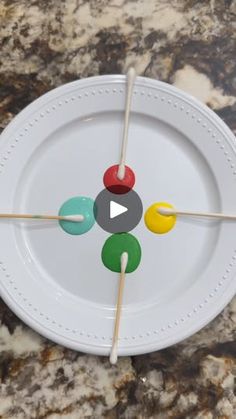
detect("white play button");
top-left (95, 189), bottom-right (143, 233)
top-left (110, 201), bottom-right (128, 219)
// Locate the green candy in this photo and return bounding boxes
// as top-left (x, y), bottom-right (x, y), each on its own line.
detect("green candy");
top-left (101, 233), bottom-right (142, 273)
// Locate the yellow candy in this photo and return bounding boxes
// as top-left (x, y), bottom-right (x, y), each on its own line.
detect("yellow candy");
top-left (144, 202), bottom-right (176, 234)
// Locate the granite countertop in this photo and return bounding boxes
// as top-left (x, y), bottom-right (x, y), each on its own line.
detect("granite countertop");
top-left (0, 0), bottom-right (236, 418)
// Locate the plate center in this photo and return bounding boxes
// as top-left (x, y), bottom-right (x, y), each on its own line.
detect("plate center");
top-left (14, 111), bottom-right (220, 309)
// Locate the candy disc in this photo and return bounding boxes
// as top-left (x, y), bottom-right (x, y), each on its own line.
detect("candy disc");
top-left (59, 196), bottom-right (95, 235)
top-left (144, 202), bottom-right (176, 234)
top-left (103, 164), bottom-right (135, 194)
top-left (101, 233), bottom-right (142, 273)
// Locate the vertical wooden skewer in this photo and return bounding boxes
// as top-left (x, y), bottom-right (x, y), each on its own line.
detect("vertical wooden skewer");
top-left (117, 67), bottom-right (136, 180)
top-left (110, 252), bottom-right (129, 365)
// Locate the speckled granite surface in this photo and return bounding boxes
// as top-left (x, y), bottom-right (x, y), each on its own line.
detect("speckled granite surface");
top-left (0, 0), bottom-right (236, 418)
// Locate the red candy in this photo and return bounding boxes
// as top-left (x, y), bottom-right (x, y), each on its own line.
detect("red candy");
top-left (103, 165), bottom-right (135, 194)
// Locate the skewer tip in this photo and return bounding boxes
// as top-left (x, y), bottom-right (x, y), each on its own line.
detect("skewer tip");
top-left (121, 251), bottom-right (128, 272)
top-left (157, 207), bottom-right (176, 216)
top-left (62, 214), bottom-right (85, 222)
top-left (109, 342), bottom-right (118, 365)
top-left (117, 164), bottom-right (126, 181)
top-left (127, 67), bottom-right (136, 80)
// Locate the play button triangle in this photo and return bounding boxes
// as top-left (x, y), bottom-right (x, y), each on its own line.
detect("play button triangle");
top-left (110, 201), bottom-right (128, 219)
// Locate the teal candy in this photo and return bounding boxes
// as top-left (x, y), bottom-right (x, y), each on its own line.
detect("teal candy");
top-left (59, 196), bottom-right (95, 235)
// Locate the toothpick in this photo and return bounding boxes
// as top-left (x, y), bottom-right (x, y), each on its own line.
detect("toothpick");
top-left (0, 213), bottom-right (84, 222)
top-left (117, 67), bottom-right (136, 180)
top-left (110, 252), bottom-right (128, 365)
top-left (158, 207), bottom-right (236, 220)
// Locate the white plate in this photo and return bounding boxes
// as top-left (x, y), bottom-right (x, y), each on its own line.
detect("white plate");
top-left (0, 75), bottom-right (236, 356)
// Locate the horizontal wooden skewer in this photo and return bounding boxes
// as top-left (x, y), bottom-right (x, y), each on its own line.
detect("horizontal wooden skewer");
top-left (0, 213), bottom-right (84, 222)
top-left (158, 207), bottom-right (236, 220)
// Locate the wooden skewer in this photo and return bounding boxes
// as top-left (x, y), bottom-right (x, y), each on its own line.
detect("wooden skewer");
top-left (110, 252), bottom-right (128, 365)
top-left (158, 207), bottom-right (236, 220)
top-left (0, 213), bottom-right (84, 222)
top-left (117, 67), bottom-right (136, 180)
